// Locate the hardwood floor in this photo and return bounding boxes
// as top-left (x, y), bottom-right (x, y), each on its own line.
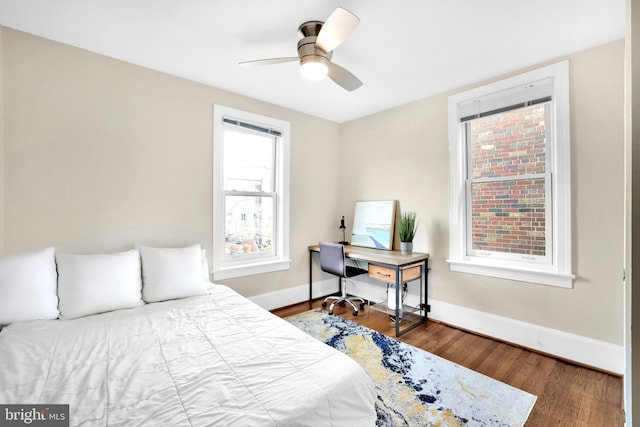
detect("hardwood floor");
top-left (271, 300), bottom-right (624, 427)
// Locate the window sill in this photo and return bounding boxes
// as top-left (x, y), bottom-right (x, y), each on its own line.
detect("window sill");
top-left (212, 259), bottom-right (292, 281)
top-left (447, 259), bottom-right (574, 288)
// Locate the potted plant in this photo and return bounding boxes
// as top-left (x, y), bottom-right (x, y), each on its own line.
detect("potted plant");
top-left (398, 211), bottom-right (417, 253)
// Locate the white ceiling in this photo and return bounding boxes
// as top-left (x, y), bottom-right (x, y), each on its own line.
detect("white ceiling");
top-left (0, 0), bottom-right (625, 123)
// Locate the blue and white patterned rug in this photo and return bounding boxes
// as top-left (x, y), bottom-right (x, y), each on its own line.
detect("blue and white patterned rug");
top-left (285, 309), bottom-right (536, 427)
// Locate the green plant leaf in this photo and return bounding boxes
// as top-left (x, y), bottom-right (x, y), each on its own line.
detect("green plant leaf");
top-left (399, 211), bottom-right (417, 242)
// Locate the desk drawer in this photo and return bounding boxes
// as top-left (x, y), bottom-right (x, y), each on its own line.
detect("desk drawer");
top-left (368, 264), bottom-right (422, 283)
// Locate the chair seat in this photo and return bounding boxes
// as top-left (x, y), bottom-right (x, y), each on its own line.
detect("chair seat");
top-left (346, 265), bottom-right (368, 278)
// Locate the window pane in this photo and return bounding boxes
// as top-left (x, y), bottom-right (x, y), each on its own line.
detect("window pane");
top-left (470, 178), bottom-right (546, 256)
top-left (223, 127), bottom-right (274, 192)
top-left (224, 195), bottom-right (273, 257)
top-left (470, 104), bottom-right (547, 179)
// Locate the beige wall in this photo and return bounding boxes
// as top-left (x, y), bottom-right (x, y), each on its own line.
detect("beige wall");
top-left (0, 27), bottom-right (626, 346)
top-left (340, 40), bottom-right (625, 345)
top-left (1, 27), bottom-right (342, 297)
top-left (0, 27), bottom-right (4, 257)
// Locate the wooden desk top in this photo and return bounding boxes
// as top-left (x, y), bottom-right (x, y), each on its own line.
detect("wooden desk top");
top-left (308, 244), bottom-right (429, 266)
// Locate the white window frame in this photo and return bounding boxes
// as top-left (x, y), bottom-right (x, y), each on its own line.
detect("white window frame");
top-left (447, 61), bottom-right (574, 288)
top-left (212, 105), bottom-right (291, 280)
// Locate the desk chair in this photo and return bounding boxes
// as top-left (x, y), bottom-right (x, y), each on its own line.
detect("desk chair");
top-left (319, 242), bottom-right (368, 316)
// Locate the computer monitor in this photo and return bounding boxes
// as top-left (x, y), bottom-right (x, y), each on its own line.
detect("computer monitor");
top-left (351, 200), bottom-right (397, 250)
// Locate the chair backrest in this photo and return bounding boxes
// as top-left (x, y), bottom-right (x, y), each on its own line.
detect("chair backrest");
top-left (319, 242), bottom-right (346, 278)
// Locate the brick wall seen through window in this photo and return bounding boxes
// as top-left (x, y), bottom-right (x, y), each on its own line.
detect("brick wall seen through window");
top-left (468, 104), bottom-right (547, 256)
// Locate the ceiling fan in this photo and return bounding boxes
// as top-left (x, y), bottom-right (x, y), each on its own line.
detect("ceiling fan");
top-left (239, 7), bottom-right (363, 92)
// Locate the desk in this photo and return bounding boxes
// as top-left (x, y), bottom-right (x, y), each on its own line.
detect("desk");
top-left (308, 244), bottom-right (430, 337)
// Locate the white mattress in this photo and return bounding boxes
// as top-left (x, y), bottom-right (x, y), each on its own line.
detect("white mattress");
top-left (0, 284), bottom-right (377, 426)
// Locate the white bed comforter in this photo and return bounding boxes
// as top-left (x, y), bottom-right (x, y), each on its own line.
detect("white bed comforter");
top-left (0, 285), bottom-right (376, 426)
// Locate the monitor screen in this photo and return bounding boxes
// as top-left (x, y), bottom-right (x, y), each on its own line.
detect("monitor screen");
top-left (351, 200), bottom-right (397, 250)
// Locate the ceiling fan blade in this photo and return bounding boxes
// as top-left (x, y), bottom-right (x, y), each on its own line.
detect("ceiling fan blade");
top-left (316, 7), bottom-right (360, 53)
top-left (239, 57), bottom-right (298, 67)
top-left (328, 62), bottom-right (362, 92)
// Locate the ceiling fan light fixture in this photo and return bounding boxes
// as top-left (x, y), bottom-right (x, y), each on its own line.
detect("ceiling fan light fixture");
top-left (300, 57), bottom-right (329, 80)
top-left (239, 8), bottom-right (361, 91)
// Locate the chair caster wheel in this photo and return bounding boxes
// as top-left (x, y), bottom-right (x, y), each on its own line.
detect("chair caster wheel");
top-left (353, 311), bottom-right (358, 316)
top-left (322, 302), bottom-right (327, 307)
top-left (328, 310), bottom-right (334, 315)
top-left (359, 302), bottom-right (365, 309)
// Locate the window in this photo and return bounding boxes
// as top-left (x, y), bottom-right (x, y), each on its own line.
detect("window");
top-left (447, 61), bottom-right (574, 287)
top-left (212, 105), bottom-right (290, 280)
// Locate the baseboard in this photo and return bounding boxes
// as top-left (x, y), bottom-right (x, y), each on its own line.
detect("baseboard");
top-left (428, 299), bottom-right (624, 375)
top-left (249, 279), bottom-right (338, 310)
top-left (250, 282), bottom-right (624, 375)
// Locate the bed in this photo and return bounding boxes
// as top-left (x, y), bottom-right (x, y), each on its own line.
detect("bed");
top-left (0, 245), bottom-right (377, 426)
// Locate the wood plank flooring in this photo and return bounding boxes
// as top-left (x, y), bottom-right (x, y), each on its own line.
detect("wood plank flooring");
top-left (271, 300), bottom-right (624, 427)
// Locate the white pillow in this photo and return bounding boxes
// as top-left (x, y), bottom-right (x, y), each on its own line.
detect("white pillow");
top-left (57, 250), bottom-right (144, 319)
top-left (0, 247), bottom-right (58, 325)
top-left (201, 249), bottom-right (211, 282)
top-left (138, 244), bottom-right (208, 302)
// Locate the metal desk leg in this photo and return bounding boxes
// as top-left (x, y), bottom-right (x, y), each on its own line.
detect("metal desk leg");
top-left (394, 259), bottom-right (429, 337)
top-left (309, 249), bottom-right (313, 302)
top-left (395, 266), bottom-right (401, 337)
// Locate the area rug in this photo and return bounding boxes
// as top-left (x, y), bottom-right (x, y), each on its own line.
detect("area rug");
top-left (285, 309), bottom-right (536, 427)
